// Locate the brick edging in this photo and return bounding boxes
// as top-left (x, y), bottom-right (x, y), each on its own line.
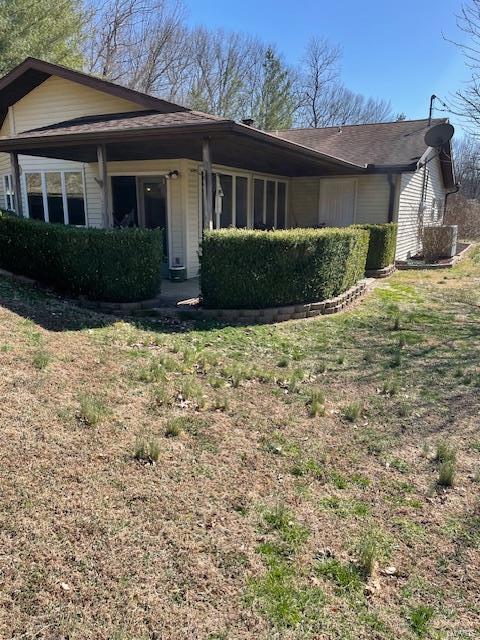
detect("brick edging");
top-left (365, 264), bottom-right (395, 278)
top-left (0, 265), bottom-right (371, 325)
top-left (166, 279), bottom-right (371, 324)
top-left (77, 295), bottom-right (162, 312)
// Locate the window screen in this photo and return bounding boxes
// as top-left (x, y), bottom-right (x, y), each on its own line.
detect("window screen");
top-left (65, 172), bottom-right (85, 226)
top-left (26, 173), bottom-right (45, 220)
top-left (277, 182), bottom-right (286, 228)
top-left (235, 177), bottom-right (248, 227)
top-left (253, 179), bottom-right (264, 228)
top-left (46, 172), bottom-right (64, 224)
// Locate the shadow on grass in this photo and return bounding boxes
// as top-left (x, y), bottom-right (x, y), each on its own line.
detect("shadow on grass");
top-left (0, 277), bottom-right (243, 334)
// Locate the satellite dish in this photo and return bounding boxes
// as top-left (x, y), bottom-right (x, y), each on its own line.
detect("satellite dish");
top-left (424, 122), bottom-right (454, 148)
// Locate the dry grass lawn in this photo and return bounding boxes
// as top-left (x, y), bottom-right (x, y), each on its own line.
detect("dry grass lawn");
top-left (0, 249), bottom-right (479, 639)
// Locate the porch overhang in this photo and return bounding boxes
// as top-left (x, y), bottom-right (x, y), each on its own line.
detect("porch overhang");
top-left (0, 118), bottom-right (366, 177)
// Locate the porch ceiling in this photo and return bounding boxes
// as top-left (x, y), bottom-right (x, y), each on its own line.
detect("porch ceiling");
top-left (0, 119), bottom-right (366, 177)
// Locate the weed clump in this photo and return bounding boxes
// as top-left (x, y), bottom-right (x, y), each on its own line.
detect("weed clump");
top-left (77, 393), bottom-right (109, 426)
top-left (134, 437), bottom-right (160, 464)
top-left (343, 401), bottom-right (362, 423)
top-left (354, 527), bottom-right (392, 576)
top-left (32, 349), bottom-right (50, 370)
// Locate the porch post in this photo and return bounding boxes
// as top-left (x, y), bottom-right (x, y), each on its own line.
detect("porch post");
top-left (10, 152), bottom-right (23, 216)
top-left (97, 144), bottom-right (109, 228)
top-left (202, 138), bottom-right (213, 230)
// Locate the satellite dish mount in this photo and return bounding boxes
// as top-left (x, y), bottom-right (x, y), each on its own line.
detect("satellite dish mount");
top-left (424, 122), bottom-right (454, 148)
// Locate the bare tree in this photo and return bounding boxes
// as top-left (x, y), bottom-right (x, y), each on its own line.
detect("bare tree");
top-left (453, 135), bottom-right (480, 199)
top-left (185, 28), bottom-right (265, 118)
top-left (447, 1), bottom-right (480, 133)
top-left (295, 37), bottom-right (393, 127)
top-left (298, 37), bottom-right (341, 127)
top-left (82, 1), bottom-right (393, 127)
top-left (297, 81), bottom-right (392, 127)
top-left (84, 0), bottom-right (188, 94)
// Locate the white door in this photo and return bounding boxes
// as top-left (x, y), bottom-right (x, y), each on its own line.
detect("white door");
top-left (319, 178), bottom-right (357, 227)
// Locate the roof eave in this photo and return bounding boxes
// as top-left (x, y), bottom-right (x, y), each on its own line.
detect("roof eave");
top-left (0, 119), bottom-right (367, 173)
top-left (232, 122), bottom-right (366, 171)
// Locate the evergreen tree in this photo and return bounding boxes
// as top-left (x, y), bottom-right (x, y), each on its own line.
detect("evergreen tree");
top-left (256, 47), bottom-right (295, 130)
top-left (0, 0), bottom-right (86, 76)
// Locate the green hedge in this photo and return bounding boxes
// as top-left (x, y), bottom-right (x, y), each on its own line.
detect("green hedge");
top-left (200, 227), bottom-right (369, 309)
top-left (0, 212), bottom-right (163, 301)
top-left (353, 223), bottom-right (397, 270)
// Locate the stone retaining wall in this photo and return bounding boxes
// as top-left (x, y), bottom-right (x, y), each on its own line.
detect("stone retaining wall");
top-left (150, 280), bottom-right (370, 324)
top-left (365, 264), bottom-right (395, 278)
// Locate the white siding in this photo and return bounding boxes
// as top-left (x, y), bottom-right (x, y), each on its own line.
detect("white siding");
top-left (289, 178), bottom-right (319, 227)
top-left (395, 153), bottom-right (447, 260)
top-left (0, 74), bottom-right (144, 224)
top-left (355, 175), bottom-right (390, 224)
top-left (288, 174), bottom-right (390, 228)
top-left (11, 76), bottom-right (141, 134)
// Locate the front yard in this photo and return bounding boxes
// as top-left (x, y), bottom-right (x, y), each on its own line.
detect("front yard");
top-left (0, 249), bottom-right (479, 639)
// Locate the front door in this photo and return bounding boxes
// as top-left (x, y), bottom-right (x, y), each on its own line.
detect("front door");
top-left (139, 177), bottom-right (168, 264)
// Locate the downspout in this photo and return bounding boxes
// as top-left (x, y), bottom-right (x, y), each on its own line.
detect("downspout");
top-left (387, 172), bottom-right (396, 222)
top-left (443, 183), bottom-right (460, 218)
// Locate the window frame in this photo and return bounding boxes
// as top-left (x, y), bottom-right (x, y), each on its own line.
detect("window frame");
top-left (24, 169), bottom-right (87, 226)
top-left (209, 168), bottom-right (251, 229)
top-left (199, 164), bottom-right (289, 230)
top-left (3, 174), bottom-right (15, 212)
top-left (252, 175), bottom-right (288, 229)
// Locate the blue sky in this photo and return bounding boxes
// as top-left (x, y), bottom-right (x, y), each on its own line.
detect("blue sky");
top-left (183, 0), bottom-right (468, 130)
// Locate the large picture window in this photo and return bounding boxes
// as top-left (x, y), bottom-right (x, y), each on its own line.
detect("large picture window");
top-left (25, 170), bottom-right (86, 225)
top-left (3, 174), bottom-right (15, 212)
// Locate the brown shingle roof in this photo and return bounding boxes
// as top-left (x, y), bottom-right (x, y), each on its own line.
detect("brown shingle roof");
top-left (271, 118), bottom-right (448, 168)
top-left (11, 109), bottom-right (228, 138)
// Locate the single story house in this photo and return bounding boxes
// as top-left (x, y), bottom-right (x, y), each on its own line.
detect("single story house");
top-left (0, 57), bottom-right (456, 278)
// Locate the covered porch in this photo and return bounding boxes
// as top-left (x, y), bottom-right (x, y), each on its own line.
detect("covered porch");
top-left (0, 111), bottom-right (366, 278)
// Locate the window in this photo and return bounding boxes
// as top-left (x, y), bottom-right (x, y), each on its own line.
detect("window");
top-left (253, 179), bottom-right (264, 228)
top-left (65, 172), bottom-right (86, 225)
top-left (26, 173), bottom-right (45, 220)
top-left (203, 170), bottom-right (287, 230)
top-left (277, 182), bottom-right (286, 228)
top-left (253, 177), bottom-right (287, 229)
top-left (213, 174), bottom-right (233, 228)
top-left (25, 170), bottom-right (86, 225)
top-left (210, 171), bottom-right (248, 229)
top-left (46, 172), bottom-right (64, 224)
top-left (235, 177), bottom-right (248, 227)
top-left (3, 174), bottom-right (15, 211)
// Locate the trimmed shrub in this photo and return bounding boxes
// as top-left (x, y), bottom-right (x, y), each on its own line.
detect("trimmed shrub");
top-left (0, 212), bottom-right (162, 301)
top-left (200, 227), bottom-right (369, 309)
top-left (353, 223), bottom-right (397, 270)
